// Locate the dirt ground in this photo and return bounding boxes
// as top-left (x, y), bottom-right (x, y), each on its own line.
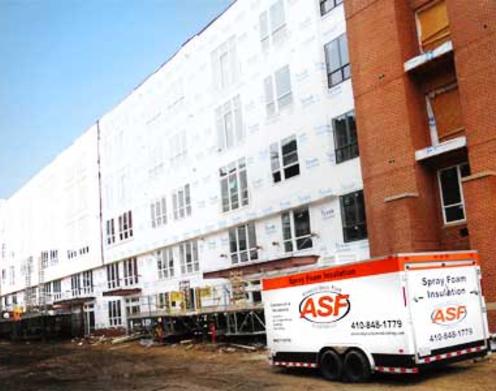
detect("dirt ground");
top-left (0, 340), bottom-right (494, 391)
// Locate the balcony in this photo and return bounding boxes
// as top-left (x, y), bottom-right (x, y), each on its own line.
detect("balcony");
top-left (404, 40), bottom-right (453, 73)
top-left (415, 136), bottom-right (466, 162)
top-left (52, 288), bottom-right (95, 306)
top-left (103, 277), bottom-right (141, 297)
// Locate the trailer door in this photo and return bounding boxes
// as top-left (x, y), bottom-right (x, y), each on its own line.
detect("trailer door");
top-left (405, 260), bottom-right (488, 359)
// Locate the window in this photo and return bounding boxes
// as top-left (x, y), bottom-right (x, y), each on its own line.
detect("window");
top-left (108, 300), bottom-right (122, 326)
top-left (82, 271), bottom-right (93, 294)
top-left (41, 251), bottom-right (49, 269)
top-left (282, 208), bottom-right (313, 252)
top-left (270, 135), bottom-right (300, 183)
top-left (438, 163), bottom-right (470, 224)
top-left (264, 65), bottom-right (293, 115)
top-left (118, 210), bottom-right (133, 241)
top-left (1, 269), bottom-right (5, 284)
top-left (216, 95), bottom-right (243, 150)
top-left (169, 131), bottom-right (187, 164)
top-left (71, 274), bottom-right (81, 297)
top-left (157, 247), bottom-right (174, 279)
top-left (229, 223), bottom-right (258, 264)
top-left (43, 283), bottom-right (52, 302)
top-left (106, 218), bottom-right (115, 245)
top-left (260, 0), bottom-right (286, 48)
top-left (179, 241), bottom-right (199, 274)
top-left (325, 34), bottom-right (350, 88)
top-left (123, 257), bottom-right (139, 286)
top-left (211, 36), bottom-right (238, 90)
top-left (50, 250), bottom-right (58, 265)
top-left (9, 266), bottom-right (15, 286)
top-left (1, 243), bottom-right (5, 259)
top-left (333, 110), bottom-right (359, 163)
top-left (416, 0), bottom-right (450, 52)
top-left (340, 190), bottom-right (368, 242)
top-left (426, 83), bottom-right (464, 143)
top-left (107, 263), bottom-right (120, 289)
top-left (320, 0), bottom-right (343, 16)
top-left (220, 159), bottom-right (248, 212)
top-left (157, 292), bottom-right (170, 311)
top-left (125, 297), bottom-right (140, 317)
top-left (52, 280), bottom-right (62, 300)
top-left (151, 197), bottom-right (167, 228)
top-left (173, 184), bottom-right (192, 220)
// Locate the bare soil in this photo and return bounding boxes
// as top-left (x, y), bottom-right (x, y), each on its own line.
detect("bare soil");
top-left (0, 340), bottom-right (494, 391)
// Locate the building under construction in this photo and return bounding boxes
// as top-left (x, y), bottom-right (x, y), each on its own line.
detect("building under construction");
top-left (1, 0), bottom-right (495, 339)
top-left (0, 0), bottom-right (369, 338)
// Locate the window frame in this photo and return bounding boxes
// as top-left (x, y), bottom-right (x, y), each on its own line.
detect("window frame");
top-left (108, 299), bottom-right (122, 327)
top-left (173, 184), bottom-right (192, 220)
top-left (259, 0), bottom-right (287, 49)
top-left (106, 218), bottom-right (115, 245)
top-left (125, 297), bottom-right (141, 317)
top-left (123, 257), bottom-right (139, 286)
top-left (118, 210), bottom-right (133, 241)
top-left (339, 190), bottom-right (368, 243)
top-left (71, 274), bottom-right (82, 297)
top-left (270, 135), bottom-right (300, 183)
top-left (157, 247), bottom-right (175, 280)
top-left (106, 263), bottom-right (120, 290)
top-left (281, 208), bottom-right (313, 252)
top-left (320, 0), bottom-right (343, 16)
top-left (264, 65), bottom-right (293, 116)
top-left (324, 34), bottom-right (350, 88)
top-left (220, 158), bottom-right (249, 213)
top-left (151, 196), bottom-right (167, 228)
top-left (229, 223), bottom-right (259, 264)
top-left (82, 270), bottom-right (93, 294)
top-left (437, 163), bottom-right (470, 225)
top-left (179, 240), bottom-right (200, 275)
top-left (333, 110), bottom-right (359, 163)
top-left (169, 130), bottom-right (187, 164)
top-left (215, 95), bottom-right (244, 151)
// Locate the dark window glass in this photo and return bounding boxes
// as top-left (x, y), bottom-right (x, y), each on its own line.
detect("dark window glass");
top-left (438, 163), bottom-right (469, 223)
top-left (340, 190), bottom-right (368, 242)
top-left (320, 0), bottom-right (343, 16)
top-left (440, 167), bottom-right (461, 206)
top-left (333, 110), bottom-right (359, 163)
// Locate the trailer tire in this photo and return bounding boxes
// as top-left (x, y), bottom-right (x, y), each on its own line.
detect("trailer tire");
top-left (343, 349), bottom-right (371, 382)
top-left (319, 349), bottom-right (343, 381)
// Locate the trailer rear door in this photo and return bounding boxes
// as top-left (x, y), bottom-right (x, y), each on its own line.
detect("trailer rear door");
top-left (405, 260), bottom-right (488, 359)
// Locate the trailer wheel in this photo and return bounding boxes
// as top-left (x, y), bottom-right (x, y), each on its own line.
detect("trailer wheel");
top-left (343, 349), bottom-right (371, 382)
top-left (319, 349), bottom-right (343, 381)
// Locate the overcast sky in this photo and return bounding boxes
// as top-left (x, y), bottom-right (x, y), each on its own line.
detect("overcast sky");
top-left (0, 0), bottom-right (232, 199)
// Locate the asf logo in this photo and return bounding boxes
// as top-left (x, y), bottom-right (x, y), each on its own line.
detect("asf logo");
top-left (299, 291), bottom-right (350, 324)
top-left (431, 304), bottom-right (467, 326)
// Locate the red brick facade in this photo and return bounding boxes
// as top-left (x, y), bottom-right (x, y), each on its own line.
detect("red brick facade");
top-left (345, 0), bottom-right (496, 331)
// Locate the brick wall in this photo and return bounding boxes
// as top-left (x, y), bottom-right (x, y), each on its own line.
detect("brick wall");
top-left (346, 0), bottom-right (496, 331)
top-left (448, 0), bottom-right (496, 331)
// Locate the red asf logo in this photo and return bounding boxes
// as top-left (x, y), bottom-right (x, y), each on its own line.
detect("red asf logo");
top-left (431, 305), bottom-right (467, 326)
top-left (299, 291), bottom-right (350, 324)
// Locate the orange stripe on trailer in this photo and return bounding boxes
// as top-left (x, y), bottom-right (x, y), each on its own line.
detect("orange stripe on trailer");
top-left (397, 252), bottom-right (479, 266)
top-left (405, 262), bottom-right (477, 272)
top-left (262, 257), bottom-right (401, 291)
top-left (262, 252), bottom-right (480, 291)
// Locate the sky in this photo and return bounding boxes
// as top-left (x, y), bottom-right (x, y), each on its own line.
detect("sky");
top-left (0, 0), bottom-right (232, 199)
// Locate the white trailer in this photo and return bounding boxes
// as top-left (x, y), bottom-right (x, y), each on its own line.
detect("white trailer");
top-left (262, 251), bottom-right (490, 382)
